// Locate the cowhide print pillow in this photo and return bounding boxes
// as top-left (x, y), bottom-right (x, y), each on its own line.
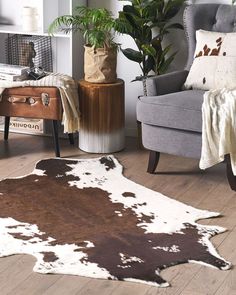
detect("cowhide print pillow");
top-left (194, 30), bottom-right (236, 58)
top-left (184, 56), bottom-right (236, 90)
top-left (184, 30), bottom-right (236, 90)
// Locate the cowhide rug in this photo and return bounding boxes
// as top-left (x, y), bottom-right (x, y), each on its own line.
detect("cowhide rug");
top-left (0, 156), bottom-right (231, 287)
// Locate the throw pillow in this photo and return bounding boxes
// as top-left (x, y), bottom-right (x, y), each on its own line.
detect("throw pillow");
top-left (194, 30), bottom-right (236, 58)
top-left (184, 56), bottom-right (236, 90)
top-left (184, 30), bottom-right (236, 90)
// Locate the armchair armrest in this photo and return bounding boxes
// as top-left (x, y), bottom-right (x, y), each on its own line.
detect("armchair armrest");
top-left (146, 70), bottom-right (189, 96)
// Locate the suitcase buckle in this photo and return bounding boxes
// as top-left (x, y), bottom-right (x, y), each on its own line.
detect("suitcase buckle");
top-left (41, 93), bottom-right (50, 106)
top-left (28, 97), bottom-right (35, 105)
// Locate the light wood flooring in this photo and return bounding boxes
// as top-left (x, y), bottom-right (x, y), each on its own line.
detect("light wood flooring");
top-left (0, 132), bottom-right (236, 295)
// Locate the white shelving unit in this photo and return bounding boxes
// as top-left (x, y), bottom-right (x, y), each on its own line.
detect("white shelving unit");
top-left (0, 0), bottom-right (86, 136)
top-left (0, 0), bottom-right (87, 79)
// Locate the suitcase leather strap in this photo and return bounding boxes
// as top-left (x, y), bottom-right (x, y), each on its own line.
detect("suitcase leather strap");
top-left (8, 96), bottom-right (36, 105)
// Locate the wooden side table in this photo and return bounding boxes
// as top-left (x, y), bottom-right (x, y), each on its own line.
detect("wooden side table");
top-left (78, 79), bottom-right (125, 153)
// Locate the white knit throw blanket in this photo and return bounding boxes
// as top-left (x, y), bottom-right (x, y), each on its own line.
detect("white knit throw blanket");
top-left (200, 88), bottom-right (236, 175)
top-left (0, 73), bottom-right (80, 133)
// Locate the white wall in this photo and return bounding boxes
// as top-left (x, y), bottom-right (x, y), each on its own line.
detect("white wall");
top-left (88, 0), bottom-right (233, 136)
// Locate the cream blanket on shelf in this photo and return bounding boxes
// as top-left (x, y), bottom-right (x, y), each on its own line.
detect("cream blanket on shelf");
top-left (200, 88), bottom-right (236, 175)
top-left (0, 73), bottom-right (80, 133)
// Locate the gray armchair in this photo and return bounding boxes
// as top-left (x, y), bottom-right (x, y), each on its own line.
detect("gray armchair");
top-left (136, 4), bottom-right (236, 191)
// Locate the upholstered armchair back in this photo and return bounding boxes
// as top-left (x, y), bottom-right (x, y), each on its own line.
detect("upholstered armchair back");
top-left (184, 4), bottom-right (236, 70)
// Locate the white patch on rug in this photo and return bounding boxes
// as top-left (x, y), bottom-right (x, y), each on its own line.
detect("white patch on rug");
top-left (66, 156), bottom-right (223, 235)
top-left (153, 245), bottom-right (180, 253)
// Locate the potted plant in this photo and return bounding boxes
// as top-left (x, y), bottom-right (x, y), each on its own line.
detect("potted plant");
top-left (49, 6), bottom-right (118, 83)
top-left (115, 0), bottom-right (185, 95)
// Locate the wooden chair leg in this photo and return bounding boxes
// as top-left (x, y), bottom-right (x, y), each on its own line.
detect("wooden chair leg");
top-left (147, 150), bottom-right (160, 174)
top-left (4, 116), bottom-right (10, 140)
top-left (225, 154), bottom-right (236, 191)
top-left (68, 133), bottom-right (74, 145)
top-left (137, 121), bottom-right (144, 149)
top-left (52, 120), bottom-right (60, 157)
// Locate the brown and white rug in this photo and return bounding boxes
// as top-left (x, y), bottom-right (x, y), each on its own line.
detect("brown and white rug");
top-left (0, 156), bottom-right (231, 287)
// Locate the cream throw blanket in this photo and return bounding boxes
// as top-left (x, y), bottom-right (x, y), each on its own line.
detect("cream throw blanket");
top-left (200, 88), bottom-right (236, 175)
top-left (0, 73), bottom-right (80, 133)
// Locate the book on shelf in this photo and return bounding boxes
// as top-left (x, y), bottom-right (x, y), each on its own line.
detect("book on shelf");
top-left (0, 72), bottom-right (28, 81)
top-left (0, 63), bottom-right (30, 75)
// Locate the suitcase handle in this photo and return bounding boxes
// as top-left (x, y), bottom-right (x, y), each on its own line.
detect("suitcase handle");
top-left (8, 96), bottom-right (36, 105)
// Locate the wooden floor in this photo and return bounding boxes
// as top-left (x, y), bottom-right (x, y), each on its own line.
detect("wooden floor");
top-left (0, 132), bottom-right (236, 295)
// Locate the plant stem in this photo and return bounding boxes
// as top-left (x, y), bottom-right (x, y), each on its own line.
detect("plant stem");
top-left (142, 78), bottom-right (147, 96)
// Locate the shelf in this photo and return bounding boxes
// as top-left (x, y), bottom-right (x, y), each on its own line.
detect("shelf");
top-left (0, 25), bottom-right (70, 38)
top-left (0, 0), bottom-right (86, 80)
top-left (0, 25), bottom-right (43, 35)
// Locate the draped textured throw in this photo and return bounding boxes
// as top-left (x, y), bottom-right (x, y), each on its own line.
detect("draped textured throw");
top-left (200, 88), bottom-right (236, 175)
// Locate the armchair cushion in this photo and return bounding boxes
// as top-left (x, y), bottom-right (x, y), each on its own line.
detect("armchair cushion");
top-left (137, 90), bottom-right (204, 133)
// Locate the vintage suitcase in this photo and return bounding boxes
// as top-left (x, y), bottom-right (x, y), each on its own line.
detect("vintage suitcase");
top-left (0, 86), bottom-right (62, 120)
top-left (0, 86), bottom-right (73, 157)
